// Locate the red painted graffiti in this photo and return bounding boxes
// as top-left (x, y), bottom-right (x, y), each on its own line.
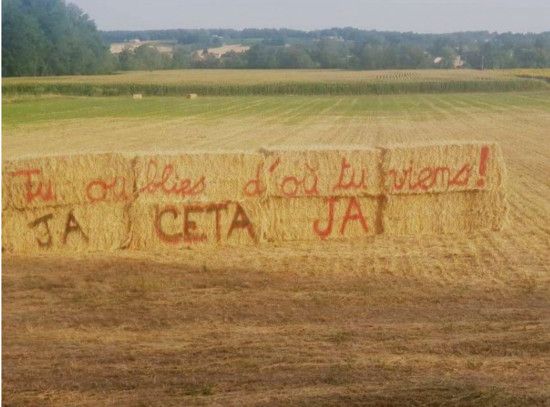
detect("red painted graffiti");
top-left (27, 211), bottom-right (88, 248)
top-left (279, 163), bottom-right (319, 197)
top-left (386, 147), bottom-right (492, 192)
top-left (268, 157), bottom-right (281, 173)
top-left (332, 157), bottom-right (368, 192)
top-left (86, 176), bottom-right (130, 203)
top-left (476, 145), bottom-right (490, 187)
top-left (9, 168), bottom-right (56, 203)
top-left (242, 157), bottom-right (281, 197)
top-left (140, 159), bottom-right (205, 197)
top-left (155, 205), bottom-right (183, 244)
top-left (386, 162), bottom-right (472, 192)
top-left (313, 196), bottom-right (338, 239)
top-left (154, 202), bottom-right (256, 244)
top-left (227, 202), bottom-right (256, 241)
top-left (340, 196), bottom-right (369, 235)
top-left (243, 163), bottom-right (266, 197)
top-left (243, 158), bottom-right (321, 197)
top-left (313, 196), bottom-right (369, 240)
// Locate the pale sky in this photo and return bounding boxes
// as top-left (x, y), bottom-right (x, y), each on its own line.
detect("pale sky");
top-left (70, 0), bottom-right (549, 33)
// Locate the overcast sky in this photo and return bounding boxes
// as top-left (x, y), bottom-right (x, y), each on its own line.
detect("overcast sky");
top-left (70, 0), bottom-right (549, 33)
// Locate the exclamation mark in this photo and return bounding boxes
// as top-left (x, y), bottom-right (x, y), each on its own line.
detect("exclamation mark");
top-left (476, 146), bottom-right (490, 188)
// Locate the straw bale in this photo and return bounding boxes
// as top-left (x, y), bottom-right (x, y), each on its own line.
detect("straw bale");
top-left (186, 93), bottom-right (198, 99)
top-left (383, 190), bottom-right (507, 235)
top-left (264, 196), bottom-right (379, 242)
top-left (134, 152), bottom-right (265, 203)
top-left (3, 153), bottom-right (134, 210)
top-left (262, 147), bottom-right (381, 197)
top-left (2, 203), bottom-right (130, 253)
top-left (133, 94), bottom-right (143, 100)
top-left (381, 142), bottom-right (505, 195)
top-left (129, 200), bottom-right (263, 249)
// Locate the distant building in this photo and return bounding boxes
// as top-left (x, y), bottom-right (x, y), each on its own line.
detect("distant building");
top-left (192, 44), bottom-right (250, 60)
top-left (433, 56), bottom-right (465, 68)
top-left (453, 56), bottom-right (465, 68)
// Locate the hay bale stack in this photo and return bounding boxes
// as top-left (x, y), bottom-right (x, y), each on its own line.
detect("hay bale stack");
top-left (2, 204), bottom-right (130, 253)
top-left (2, 153), bottom-right (135, 209)
top-left (3, 153), bottom-right (134, 254)
top-left (131, 151), bottom-right (266, 249)
top-left (380, 142), bottom-right (507, 235)
top-left (1, 142), bottom-right (509, 254)
top-left (259, 147), bottom-right (381, 241)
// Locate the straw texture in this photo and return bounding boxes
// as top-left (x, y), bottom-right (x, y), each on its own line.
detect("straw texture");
top-left (381, 142), bottom-right (505, 195)
top-left (2, 153), bottom-right (134, 209)
top-left (129, 200), bottom-right (263, 250)
top-left (264, 197), bottom-right (378, 241)
top-left (262, 147), bottom-right (381, 197)
top-left (134, 152), bottom-right (266, 203)
top-left (383, 190), bottom-right (507, 235)
top-left (3, 204), bottom-right (130, 253)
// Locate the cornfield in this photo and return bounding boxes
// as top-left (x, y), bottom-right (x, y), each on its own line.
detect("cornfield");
top-left (3, 69), bottom-right (548, 96)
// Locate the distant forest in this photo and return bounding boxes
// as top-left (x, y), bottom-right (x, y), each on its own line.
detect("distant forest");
top-left (104, 28), bottom-right (550, 71)
top-left (3, 0), bottom-right (550, 76)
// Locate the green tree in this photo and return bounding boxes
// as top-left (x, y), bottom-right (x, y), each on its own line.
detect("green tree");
top-left (2, 0), bottom-right (112, 76)
top-left (312, 39), bottom-right (349, 68)
top-left (131, 45), bottom-right (170, 70)
top-left (171, 47), bottom-right (192, 68)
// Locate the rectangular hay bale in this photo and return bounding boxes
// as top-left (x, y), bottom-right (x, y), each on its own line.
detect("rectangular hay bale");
top-left (381, 142), bottom-right (505, 195)
top-left (3, 153), bottom-right (135, 209)
top-left (382, 190), bottom-right (507, 235)
top-left (2, 203), bottom-right (130, 253)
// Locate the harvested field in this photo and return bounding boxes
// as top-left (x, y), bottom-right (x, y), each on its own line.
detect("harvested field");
top-left (4, 92), bottom-right (550, 155)
top-left (3, 253), bottom-right (549, 406)
top-left (3, 71), bottom-right (550, 405)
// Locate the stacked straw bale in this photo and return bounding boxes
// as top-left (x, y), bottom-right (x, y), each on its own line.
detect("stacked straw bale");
top-left (2, 142), bottom-right (508, 254)
top-left (260, 147), bottom-right (380, 241)
top-left (380, 142), bottom-right (507, 234)
top-left (130, 152), bottom-right (265, 250)
top-left (2, 204), bottom-right (130, 252)
top-left (381, 142), bottom-right (505, 195)
top-left (3, 153), bottom-right (134, 253)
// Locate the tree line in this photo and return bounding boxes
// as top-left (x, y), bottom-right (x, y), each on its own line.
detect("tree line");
top-left (3, 0), bottom-right (550, 76)
top-left (2, 0), bottom-right (113, 76)
top-left (108, 29), bottom-right (550, 71)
